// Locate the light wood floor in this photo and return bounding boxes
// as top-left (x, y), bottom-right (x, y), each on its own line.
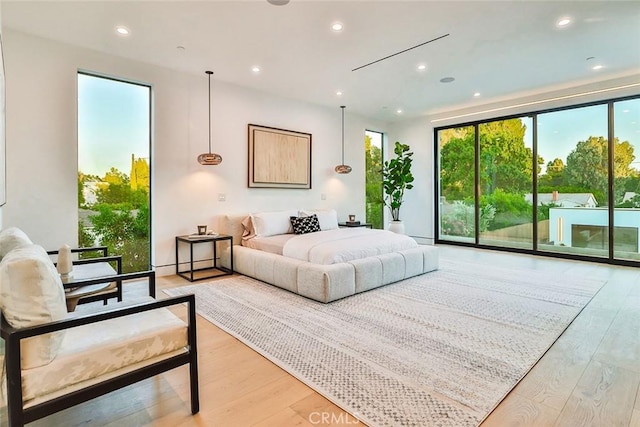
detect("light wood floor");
top-left (10, 246), bottom-right (640, 426)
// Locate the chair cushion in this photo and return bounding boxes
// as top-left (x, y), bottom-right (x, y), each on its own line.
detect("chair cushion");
top-left (0, 244), bottom-right (67, 368)
top-left (20, 303), bottom-right (188, 403)
top-left (0, 227), bottom-right (33, 259)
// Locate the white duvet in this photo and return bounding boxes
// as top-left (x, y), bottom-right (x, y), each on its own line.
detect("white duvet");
top-left (282, 228), bottom-right (418, 265)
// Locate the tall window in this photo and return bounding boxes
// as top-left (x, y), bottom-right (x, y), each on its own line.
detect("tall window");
top-left (435, 96), bottom-right (639, 266)
top-left (365, 130), bottom-right (383, 229)
top-left (77, 73), bottom-right (151, 272)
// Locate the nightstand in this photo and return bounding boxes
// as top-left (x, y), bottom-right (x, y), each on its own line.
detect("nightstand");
top-left (175, 234), bottom-right (233, 282)
top-left (338, 222), bottom-right (373, 229)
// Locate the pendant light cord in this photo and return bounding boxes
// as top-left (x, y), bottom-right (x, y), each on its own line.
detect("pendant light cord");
top-left (207, 71), bottom-right (213, 153)
top-left (341, 106), bottom-right (345, 164)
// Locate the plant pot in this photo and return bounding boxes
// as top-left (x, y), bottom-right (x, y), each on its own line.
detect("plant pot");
top-left (388, 220), bottom-right (405, 234)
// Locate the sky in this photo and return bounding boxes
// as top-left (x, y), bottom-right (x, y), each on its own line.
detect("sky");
top-left (524, 99), bottom-right (639, 173)
top-left (77, 74), bottom-right (150, 177)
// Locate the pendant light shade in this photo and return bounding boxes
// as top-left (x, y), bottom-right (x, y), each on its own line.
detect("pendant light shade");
top-left (198, 70), bottom-right (222, 165)
top-left (335, 105), bottom-right (352, 174)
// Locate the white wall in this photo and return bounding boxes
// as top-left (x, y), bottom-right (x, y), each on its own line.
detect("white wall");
top-left (3, 29), bottom-right (386, 275)
top-left (388, 74), bottom-right (640, 245)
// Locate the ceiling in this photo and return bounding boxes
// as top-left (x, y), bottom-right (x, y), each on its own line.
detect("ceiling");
top-left (2, 1), bottom-right (639, 122)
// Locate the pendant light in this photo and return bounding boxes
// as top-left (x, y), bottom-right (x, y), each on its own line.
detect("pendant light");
top-left (335, 105), bottom-right (352, 174)
top-left (197, 70), bottom-right (222, 165)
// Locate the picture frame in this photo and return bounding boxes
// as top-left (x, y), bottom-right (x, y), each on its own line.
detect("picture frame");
top-left (248, 124), bottom-right (312, 189)
top-left (0, 34), bottom-right (6, 206)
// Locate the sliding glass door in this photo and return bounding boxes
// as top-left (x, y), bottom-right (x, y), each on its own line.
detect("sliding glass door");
top-left (435, 95), bottom-right (640, 266)
top-left (537, 104), bottom-right (608, 258)
top-left (613, 98), bottom-right (640, 262)
top-left (438, 125), bottom-right (476, 243)
top-left (478, 117), bottom-right (533, 250)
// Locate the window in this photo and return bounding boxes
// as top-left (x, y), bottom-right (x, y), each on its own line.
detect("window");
top-left (435, 95), bottom-right (640, 266)
top-left (77, 72), bottom-right (151, 272)
top-left (365, 130), bottom-right (383, 229)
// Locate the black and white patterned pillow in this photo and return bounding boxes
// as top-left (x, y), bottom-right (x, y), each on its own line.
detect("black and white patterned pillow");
top-left (290, 215), bottom-right (321, 235)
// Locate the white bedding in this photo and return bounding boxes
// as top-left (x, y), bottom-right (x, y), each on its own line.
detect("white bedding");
top-left (282, 228), bottom-right (418, 265)
top-left (242, 234), bottom-right (295, 255)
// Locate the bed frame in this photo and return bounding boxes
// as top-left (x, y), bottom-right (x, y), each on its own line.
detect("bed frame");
top-left (218, 215), bottom-right (439, 303)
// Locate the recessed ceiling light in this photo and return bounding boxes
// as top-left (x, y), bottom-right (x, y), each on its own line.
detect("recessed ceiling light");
top-left (115, 26), bottom-right (130, 36)
top-left (267, 0), bottom-right (290, 5)
top-left (557, 17), bottom-right (571, 27)
top-left (331, 22), bottom-right (344, 32)
top-left (336, 91), bottom-right (343, 96)
top-left (252, 66), bottom-right (261, 73)
top-left (623, 109), bottom-right (630, 113)
top-left (176, 46), bottom-right (186, 51)
top-left (417, 64), bottom-right (427, 71)
top-left (396, 109), bottom-right (403, 114)
top-left (440, 77), bottom-right (455, 83)
top-left (592, 64), bottom-right (604, 70)
top-left (473, 92), bottom-right (481, 97)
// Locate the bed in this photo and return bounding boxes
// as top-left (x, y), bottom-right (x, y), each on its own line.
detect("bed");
top-left (218, 210), bottom-right (439, 303)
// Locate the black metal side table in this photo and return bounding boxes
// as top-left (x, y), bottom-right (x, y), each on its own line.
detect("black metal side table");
top-left (338, 222), bottom-right (373, 229)
top-left (175, 234), bottom-right (233, 282)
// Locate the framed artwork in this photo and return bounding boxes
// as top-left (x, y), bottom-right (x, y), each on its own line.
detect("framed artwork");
top-left (0, 34), bottom-right (6, 206)
top-left (248, 124), bottom-right (312, 189)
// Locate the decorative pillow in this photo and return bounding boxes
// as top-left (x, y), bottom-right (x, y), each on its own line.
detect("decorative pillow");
top-left (241, 215), bottom-right (256, 242)
top-left (0, 227), bottom-right (33, 259)
top-left (0, 244), bottom-right (67, 369)
top-left (299, 209), bottom-right (339, 231)
top-left (250, 209), bottom-right (299, 237)
top-left (290, 214), bottom-right (321, 235)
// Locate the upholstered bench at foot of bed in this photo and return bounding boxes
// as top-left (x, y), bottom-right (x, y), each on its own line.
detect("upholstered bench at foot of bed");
top-left (228, 245), bottom-right (439, 303)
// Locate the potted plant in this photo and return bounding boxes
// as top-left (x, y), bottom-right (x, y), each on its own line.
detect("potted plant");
top-left (382, 141), bottom-right (414, 233)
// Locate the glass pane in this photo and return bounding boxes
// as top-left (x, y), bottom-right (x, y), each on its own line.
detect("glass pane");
top-left (365, 130), bottom-right (384, 229)
top-left (613, 99), bottom-right (640, 262)
top-left (78, 74), bottom-right (151, 272)
top-left (478, 117), bottom-right (534, 249)
top-left (537, 104), bottom-right (608, 258)
top-left (438, 126), bottom-right (476, 243)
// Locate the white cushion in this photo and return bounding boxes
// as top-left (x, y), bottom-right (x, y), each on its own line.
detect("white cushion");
top-left (0, 244), bottom-right (67, 369)
top-left (250, 209), bottom-right (299, 237)
top-left (299, 209), bottom-right (339, 230)
top-left (20, 305), bottom-right (188, 402)
top-left (0, 227), bottom-right (33, 259)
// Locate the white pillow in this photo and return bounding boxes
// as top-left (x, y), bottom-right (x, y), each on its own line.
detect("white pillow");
top-left (299, 209), bottom-right (339, 231)
top-left (0, 226), bottom-right (33, 259)
top-left (250, 209), bottom-right (299, 237)
top-left (0, 244), bottom-right (67, 369)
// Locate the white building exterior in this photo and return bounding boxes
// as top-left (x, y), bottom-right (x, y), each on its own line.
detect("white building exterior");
top-left (548, 207), bottom-right (640, 252)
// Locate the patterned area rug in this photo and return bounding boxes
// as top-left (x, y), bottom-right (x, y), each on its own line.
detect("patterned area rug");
top-left (164, 258), bottom-right (604, 427)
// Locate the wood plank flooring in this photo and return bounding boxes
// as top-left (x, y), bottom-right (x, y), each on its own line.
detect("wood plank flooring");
top-left (3, 246), bottom-right (639, 426)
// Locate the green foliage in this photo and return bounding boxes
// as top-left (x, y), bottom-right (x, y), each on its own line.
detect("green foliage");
top-left (78, 167), bottom-right (150, 273)
top-left (479, 119), bottom-right (536, 194)
top-left (538, 158), bottom-right (565, 187)
top-left (365, 135), bottom-right (383, 229)
top-left (537, 203), bottom-right (558, 221)
top-left (480, 189), bottom-right (532, 230)
top-left (440, 201), bottom-right (495, 237)
top-left (382, 142), bottom-right (414, 221)
top-left (564, 136), bottom-right (635, 203)
top-left (439, 136), bottom-right (475, 200)
top-left (88, 204), bottom-right (150, 272)
top-left (440, 119), bottom-right (540, 201)
top-left (95, 183), bottom-right (148, 208)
